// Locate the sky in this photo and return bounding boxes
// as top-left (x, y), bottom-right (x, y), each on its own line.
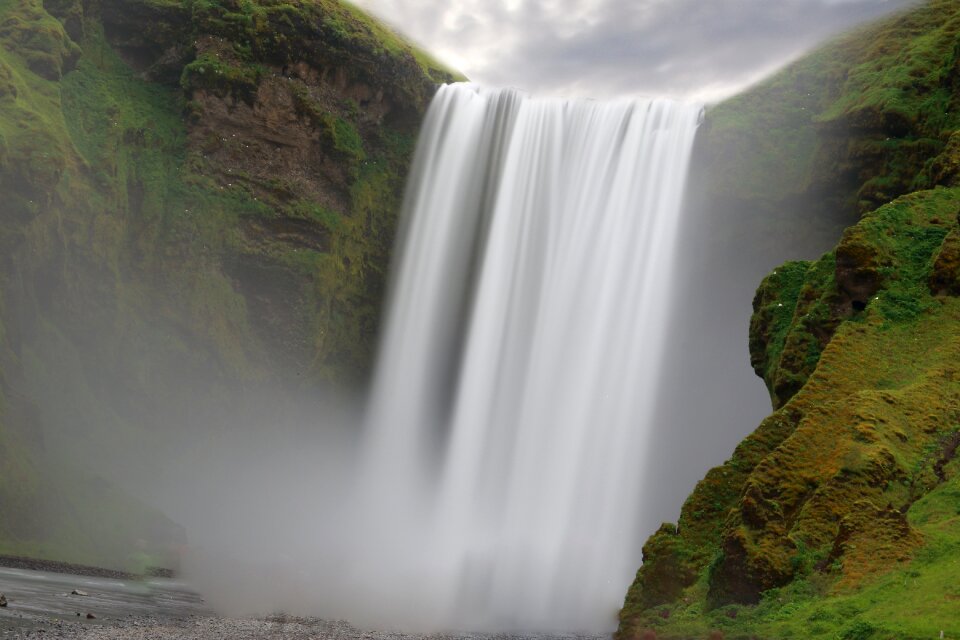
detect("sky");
top-left (352, 0), bottom-right (917, 103)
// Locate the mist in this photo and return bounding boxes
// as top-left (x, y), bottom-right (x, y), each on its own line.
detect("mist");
top-left (159, 95), bottom-right (843, 634)
top-left (0, 6), bottom-right (883, 637)
top-left (11, 77), bottom-right (860, 634)
top-left (152, 86), bottom-right (705, 633)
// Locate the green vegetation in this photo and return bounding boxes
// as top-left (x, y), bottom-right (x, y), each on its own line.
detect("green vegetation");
top-left (699, 0), bottom-right (960, 256)
top-left (337, 0), bottom-right (466, 84)
top-left (0, 0), bottom-right (448, 567)
top-left (750, 256), bottom-right (839, 407)
top-left (181, 52), bottom-right (265, 102)
top-left (0, 453), bottom-right (183, 572)
top-left (621, 190), bottom-right (960, 639)
top-left (181, 0), bottom-right (463, 86)
top-left (620, 1), bottom-right (960, 637)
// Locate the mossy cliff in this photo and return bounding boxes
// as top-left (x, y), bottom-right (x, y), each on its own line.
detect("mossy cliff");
top-left (619, 1), bottom-right (960, 638)
top-left (0, 0), bottom-right (457, 569)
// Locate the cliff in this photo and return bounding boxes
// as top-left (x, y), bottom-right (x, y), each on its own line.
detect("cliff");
top-left (0, 0), bottom-right (458, 569)
top-left (619, 1), bottom-right (960, 638)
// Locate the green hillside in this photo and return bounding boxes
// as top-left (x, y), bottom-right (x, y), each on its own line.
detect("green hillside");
top-left (619, 2), bottom-right (960, 638)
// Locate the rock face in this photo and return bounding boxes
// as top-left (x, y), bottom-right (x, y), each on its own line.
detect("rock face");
top-left (0, 0), bottom-right (458, 569)
top-left (619, 2), bottom-right (960, 638)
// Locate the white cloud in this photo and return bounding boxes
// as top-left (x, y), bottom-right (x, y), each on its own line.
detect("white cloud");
top-left (352, 0), bottom-right (916, 101)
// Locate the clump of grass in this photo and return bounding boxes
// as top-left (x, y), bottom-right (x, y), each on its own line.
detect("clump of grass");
top-left (180, 52), bottom-right (265, 102)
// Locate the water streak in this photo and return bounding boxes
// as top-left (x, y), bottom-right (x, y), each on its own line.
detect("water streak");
top-left (351, 84), bottom-right (702, 632)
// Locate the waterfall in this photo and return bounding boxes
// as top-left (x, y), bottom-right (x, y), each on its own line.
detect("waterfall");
top-left (349, 84), bottom-right (703, 632)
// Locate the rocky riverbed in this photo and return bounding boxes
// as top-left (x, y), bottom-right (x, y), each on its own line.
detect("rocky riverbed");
top-left (8, 616), bottom-right (608, 640)
top-left (0, 566), bottom-right (605, 640)
top-left (0, 564), bottom-right (204, 639)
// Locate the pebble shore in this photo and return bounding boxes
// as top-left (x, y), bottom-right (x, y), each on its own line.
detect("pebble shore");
top-left (0, 563), bottom-right (605, 640)
top-left (3, 615), bottom-right (606, 640)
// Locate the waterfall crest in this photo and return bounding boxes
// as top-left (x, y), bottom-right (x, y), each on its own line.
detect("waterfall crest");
top-left (352, 83), bottom-right (703, 632)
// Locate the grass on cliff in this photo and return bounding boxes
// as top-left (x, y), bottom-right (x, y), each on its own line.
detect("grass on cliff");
top-left (5, 0), bottom-right (436, 384)
top-left (181, 0), bottom-right (463, 98)
top-left (59, 16), bottom-right (406, 382)
top-left (643, 469), bottom-right (960, 640)
top-left (816, 0), bottom-right (960, 136)
top-left (629, 301), bottom-right (960, 640)
top-left (60, 23), bottom-right (273, 379)
top-left (703, 0), bottom-right (960, 217)
top-left (337, 0), bottom-right (465, 83)
top-left (621, 187), bottom-right (960, 640)
top-left (750, 255), bottom-right (839, 407)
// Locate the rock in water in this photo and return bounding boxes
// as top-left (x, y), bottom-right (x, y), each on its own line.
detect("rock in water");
top-left (71, 589), bottom-right (88, 596)
top-left (86, 613), bottom-right (96, 619)
top-left (0, 593), bottom-right (7, 607)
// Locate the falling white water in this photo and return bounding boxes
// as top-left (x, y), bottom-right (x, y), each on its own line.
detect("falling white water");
top-left (348, 84), bottom-right (702, 633)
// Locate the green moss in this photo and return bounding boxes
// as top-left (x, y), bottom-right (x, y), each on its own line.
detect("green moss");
top-left (337, 0), bottom-right (466, 83)
top-left (625, 5), bottom-right (960, 606)
top-left (290, 85), bottom-right (366, 169)
top-left (622, 187), bottom-right (960, 638)
top-left (181, 0), bottom-right (463, 92)
top-left (625, 477), bottom-right (960, 640)
top-left (624, 308), bottom-right (960, 637)
top-left (0, 0), bottom-right (81, 80)
top-left (750, 256), bottom-right (843, 407)
top-left (180, 52), bottom-right (264, 102)
top-left (816, 4), bottom-right (960, 135)
top-left (843, 188), bottom-right (955, 325)
top-left (701, 0), bottom-right (960, 239)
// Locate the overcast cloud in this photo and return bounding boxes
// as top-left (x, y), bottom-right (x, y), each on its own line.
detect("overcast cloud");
top-left (353, 0), bottom-right (917, 102)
